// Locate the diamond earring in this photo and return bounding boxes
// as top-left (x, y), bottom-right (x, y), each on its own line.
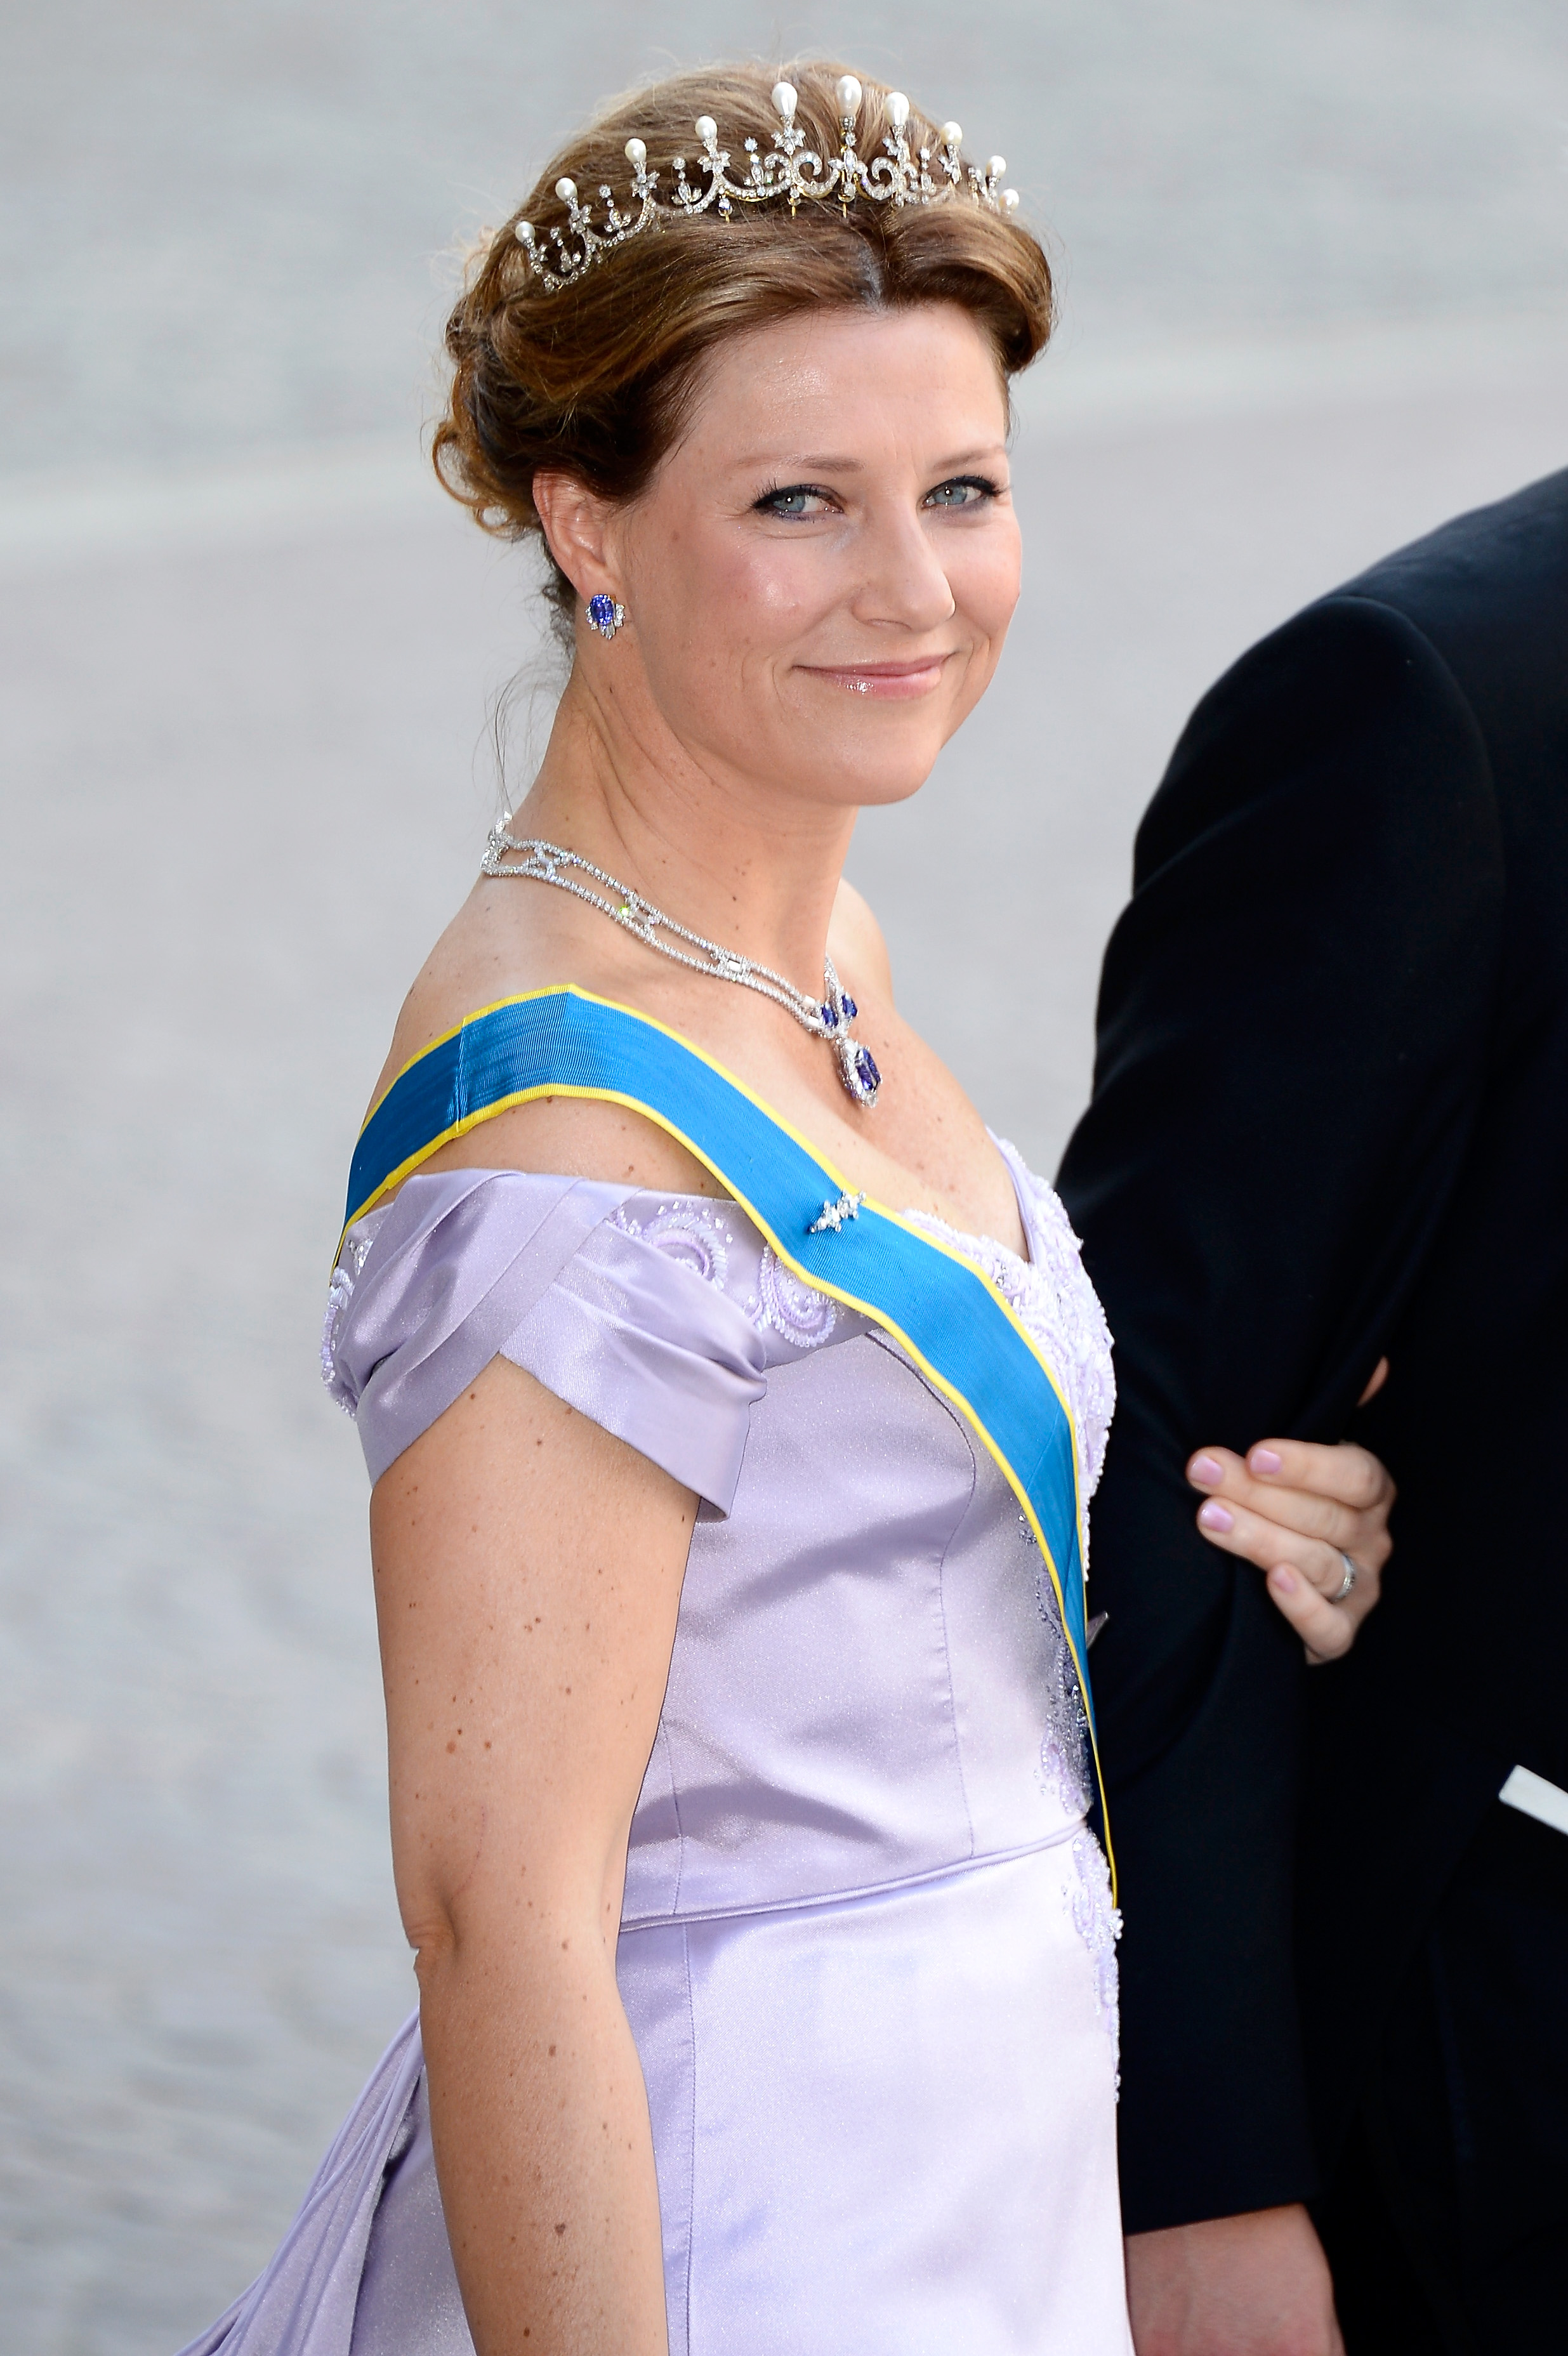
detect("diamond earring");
top-left (586, 593), bottom-right (626, 639)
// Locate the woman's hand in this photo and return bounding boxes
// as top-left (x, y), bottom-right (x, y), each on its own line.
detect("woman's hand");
top-left (1186, 1362), bottom-right (1395, 1663)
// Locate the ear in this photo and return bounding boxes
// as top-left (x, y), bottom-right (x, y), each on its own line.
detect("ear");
top-left (532, 472), bottom-right (624, 605)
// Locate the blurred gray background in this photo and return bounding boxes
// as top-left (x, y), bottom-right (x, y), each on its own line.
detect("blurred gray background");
top-left (1, 3), bottom-right (1564, 2347)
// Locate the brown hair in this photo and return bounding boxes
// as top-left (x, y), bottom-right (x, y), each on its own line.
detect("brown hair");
top-left (433, 61), bottom-right (1055, 643)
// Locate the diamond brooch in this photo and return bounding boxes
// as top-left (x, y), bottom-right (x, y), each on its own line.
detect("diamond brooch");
top-left (807, 1190), bottom-right (865, 1236)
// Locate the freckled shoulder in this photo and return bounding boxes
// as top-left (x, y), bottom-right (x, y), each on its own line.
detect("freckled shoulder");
top-left (362, 880), bottom-right (726, 1202)
top-left (364, 882), bottom-right (504, 1120)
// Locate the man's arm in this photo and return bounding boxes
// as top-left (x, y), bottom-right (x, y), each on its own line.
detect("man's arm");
top-left (1057, 593), bottom-right (1503, 2235)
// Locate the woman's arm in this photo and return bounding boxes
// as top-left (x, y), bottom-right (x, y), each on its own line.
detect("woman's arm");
top-left (371, 1351), bottom-right (697, 2356)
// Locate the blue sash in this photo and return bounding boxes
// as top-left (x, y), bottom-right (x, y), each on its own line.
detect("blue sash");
top-left (345, 986), bottom-right (1110, 1866)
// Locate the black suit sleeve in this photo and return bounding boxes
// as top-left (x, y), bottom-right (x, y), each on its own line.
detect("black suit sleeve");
top-left (1056, 594), bottom-right (1504, 2231)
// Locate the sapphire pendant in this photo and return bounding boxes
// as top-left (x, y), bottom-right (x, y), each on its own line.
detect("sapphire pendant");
top-left (821, 955), bottom-right (880, 1108)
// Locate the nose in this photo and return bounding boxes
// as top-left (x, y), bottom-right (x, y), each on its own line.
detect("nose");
top-left (850, 501), bottom-right (958, 633)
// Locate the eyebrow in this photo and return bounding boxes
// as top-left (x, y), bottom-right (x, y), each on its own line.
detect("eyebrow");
top-left (738, 446), bottom-right (1008, 477)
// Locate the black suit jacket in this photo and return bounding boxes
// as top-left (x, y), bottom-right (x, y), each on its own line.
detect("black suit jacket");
top-left (1056, 469), bottom-right (1568, 2232)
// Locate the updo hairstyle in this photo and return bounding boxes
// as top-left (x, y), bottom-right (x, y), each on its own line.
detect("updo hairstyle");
top-left (433, 61), bottom-right (1055, 645)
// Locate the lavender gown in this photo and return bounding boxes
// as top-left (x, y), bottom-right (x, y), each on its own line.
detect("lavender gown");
top-left (182, 1140), bottom-right (1131, 2355)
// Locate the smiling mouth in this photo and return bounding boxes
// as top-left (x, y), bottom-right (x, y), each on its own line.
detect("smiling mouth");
top-left (796, 655), bottom-right (952, 699)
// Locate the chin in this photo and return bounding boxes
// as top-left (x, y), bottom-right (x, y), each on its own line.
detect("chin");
top-left (840, 754), bottom-right (942, 810)
top-left (792, 715), bottom-right (952, 810)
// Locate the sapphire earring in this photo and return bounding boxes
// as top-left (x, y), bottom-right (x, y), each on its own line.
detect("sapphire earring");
top-left (586, 593), bottom-right (626, 639)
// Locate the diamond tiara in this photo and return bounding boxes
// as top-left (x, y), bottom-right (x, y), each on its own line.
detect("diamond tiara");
top-left (512, 75), bottom-right (1022, 294)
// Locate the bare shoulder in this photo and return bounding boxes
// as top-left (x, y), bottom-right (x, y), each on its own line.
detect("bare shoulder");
top-left (828, 876), bottom-right (896, 1006)
top-left (363, 880), bottom-right (725, 1201)
top-left (369, 880), bottom-right (532, 1110)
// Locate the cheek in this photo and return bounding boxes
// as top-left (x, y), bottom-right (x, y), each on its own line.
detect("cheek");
top-left (629, 529), bottom-right (823, 735)
top-left (952, 522), bottom-right (1022, 643)
top-left (637, 511), bottom-right (836, 648)
top-left (704, 540), bottom-right (838, 643)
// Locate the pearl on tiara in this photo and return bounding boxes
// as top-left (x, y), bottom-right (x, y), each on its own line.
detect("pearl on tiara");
top-left (508, 78), bottom-right (1023, 294)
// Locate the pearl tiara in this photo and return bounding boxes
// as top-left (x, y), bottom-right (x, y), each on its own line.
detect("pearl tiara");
top-left (512, 75), bottom-right (1022, 294)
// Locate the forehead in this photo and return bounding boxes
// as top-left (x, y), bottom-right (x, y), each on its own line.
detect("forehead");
top-left (678, 301), bottom-right (1008, 461)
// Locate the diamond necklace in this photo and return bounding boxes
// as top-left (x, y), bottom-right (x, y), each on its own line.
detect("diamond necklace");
top-left (481, 828), bottom-right (882, 1109)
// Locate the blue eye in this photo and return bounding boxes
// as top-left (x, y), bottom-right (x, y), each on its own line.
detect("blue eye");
top-left (925, 476), bottom-right (999, 510)
top-left (756, 484), bottom-right (835, 520)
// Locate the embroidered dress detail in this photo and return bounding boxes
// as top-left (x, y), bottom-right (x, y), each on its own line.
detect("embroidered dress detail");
top-left (751, 1244), bottom-right (840, 1349)
top-left (612, 1198), bottom-right (737, 1291)
top-left (320, 1269), bottom-right (354, 1393)
top-left (1068, 1830), bottom-right (1124, 2083)
top-left (1003, 1144), bottom-right (1117, 1492)
top-left (1039, 1575), bottom-right (1095, 1817)
top-left (320, 1225), bottom-right (377, 1402)
top-left (901, 1136), bottom-right (1115, 1570)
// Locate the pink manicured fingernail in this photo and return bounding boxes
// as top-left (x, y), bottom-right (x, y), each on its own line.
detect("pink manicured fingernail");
top-left (1270, 1566), bottom-right (1297, 1593)
top-left (1250, 1448), bottom-right (1283, 1476)
top-left (1189, 1455), bottom-right (1224, 1488)
top-left (1198, 1501), bottom-right (1234, 1534)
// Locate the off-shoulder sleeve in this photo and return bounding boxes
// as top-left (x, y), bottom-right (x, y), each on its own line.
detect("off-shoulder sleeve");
top-left (323, 1169), bottom-right (768, 1507)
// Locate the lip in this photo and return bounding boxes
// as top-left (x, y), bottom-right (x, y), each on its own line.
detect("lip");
top-left (796, 655), bottom-right (952, 700)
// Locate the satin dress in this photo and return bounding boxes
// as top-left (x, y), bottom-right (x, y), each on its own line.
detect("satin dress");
top-left (181, 1141), bottom-right (1131, 2355)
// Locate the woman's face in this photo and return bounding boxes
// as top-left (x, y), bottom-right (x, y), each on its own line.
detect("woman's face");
top-left (602, 299), bottom-right (1021, 814)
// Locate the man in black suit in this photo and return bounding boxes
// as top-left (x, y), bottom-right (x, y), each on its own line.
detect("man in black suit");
top-left (1056, 469), bottom-right (1568, 2355)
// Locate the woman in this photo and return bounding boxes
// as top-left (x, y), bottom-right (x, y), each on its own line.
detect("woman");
top-left (183, 62), bottom-right (1393, 2356)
